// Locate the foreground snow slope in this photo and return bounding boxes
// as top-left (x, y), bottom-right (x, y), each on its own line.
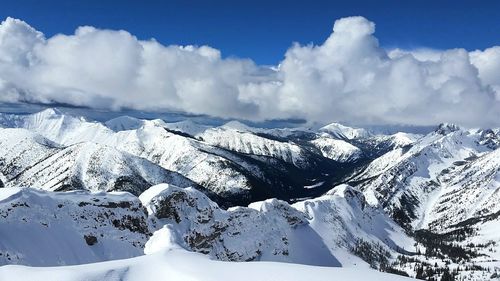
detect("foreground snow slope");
top-left (0, 249), bottom-right (415, 281)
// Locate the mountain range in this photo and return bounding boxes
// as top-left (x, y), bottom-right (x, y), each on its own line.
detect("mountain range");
top-left (0, 108), bottom-right (499, 280)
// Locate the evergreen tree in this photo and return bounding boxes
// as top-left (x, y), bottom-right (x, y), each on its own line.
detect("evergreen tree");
top-left (440, 267), bottom-right (454, 281)
top-left (415, 265), bottom-right (425, 280)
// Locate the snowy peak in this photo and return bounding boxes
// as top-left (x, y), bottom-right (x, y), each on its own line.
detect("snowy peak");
top-left (27, 108), bottom-right (64, 120)
top-left (0, 128), bottom-right (60, 183)
top-left (105, 116), bottom-right (145, 131)
top-left (2, 106), bottom-right (500, 279)
top-left (0, 108), bottom-right (113, 145)
top-left (320, 184), bottom-right (371, 214)
top-left (353, 124), bottom-right (499, 232)
top-left (27, 108), bottom-right (82, 129)
top-left (319, 122), bottom-right (371, 140)
top-left (326, 184), bottom-right (364, 200)
top-left (247, 198), bottom-right (310, 227)
top-left (220, 120), bottom-right (256, 132)
top-left (140, 184), bottom-right (220, 221)
top-left (388, 132), bottom-right (421, 148)
top-left (163, 119), bottom-right (211, 136)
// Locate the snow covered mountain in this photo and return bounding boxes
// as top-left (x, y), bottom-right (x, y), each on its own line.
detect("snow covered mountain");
top-left (320, 122), bottom-right (372, 140)
top-left (140, 184), bottom-right (340, 265)
top-left (137, 183), bottom-right (415, 267)
top-left (0, 108), bottom-right (115, 145)
top-left (1, 108), bottom-right (500, 280)
top-left (0, 109), bottom-right (364, 205)
top-left (310, 135), bottom-right (364, 162)
top-left (0, 128), bottom-right (196, 195)
top-left (197, 125), bottom-right (311, 168)
top-left (0, 183), bottom-right (414, 276)
top-left (342, 124), bottom-right (500, 280)
top-left (426, 147), bottom-right (500, 231)
top-left (352, 124), bottom-right (495, 230)
top-left (105, 116), bottom-right (152, 131)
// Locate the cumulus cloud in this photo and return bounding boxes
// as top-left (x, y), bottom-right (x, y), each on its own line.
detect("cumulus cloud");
top-left (0, 16), bottom-right (499, 126)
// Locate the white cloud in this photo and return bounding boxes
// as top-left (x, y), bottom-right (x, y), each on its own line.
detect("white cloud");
top-left (0, 16), bottom-right (499, 127)
top-left (388, 48), bottom-right (443, 62)
top-left (470, 46), bottom-right (500, 100)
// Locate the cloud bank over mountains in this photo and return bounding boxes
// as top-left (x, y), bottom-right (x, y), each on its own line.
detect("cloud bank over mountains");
top-left (0, 16), bottom-right (499, 126)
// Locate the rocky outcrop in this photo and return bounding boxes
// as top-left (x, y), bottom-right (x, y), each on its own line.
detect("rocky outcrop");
top-left (140, 184), bottom-right (314, 262)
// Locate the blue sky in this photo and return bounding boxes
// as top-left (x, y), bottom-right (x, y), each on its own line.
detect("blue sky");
top-left (2, 0), bottom-right (500, 64)
top-left (0, 1), bottom-right (499, 126)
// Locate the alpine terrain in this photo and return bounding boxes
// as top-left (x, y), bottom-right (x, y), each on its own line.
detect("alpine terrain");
top-left (0, 109), bottom-right (499, 281)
